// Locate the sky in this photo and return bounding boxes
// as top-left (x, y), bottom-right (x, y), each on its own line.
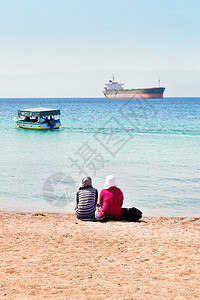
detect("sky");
top-left (0, 0), bottom-right (200, 97)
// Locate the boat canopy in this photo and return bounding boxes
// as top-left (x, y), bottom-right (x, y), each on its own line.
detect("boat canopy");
top-left (18, 107), bottom-right (61, 117)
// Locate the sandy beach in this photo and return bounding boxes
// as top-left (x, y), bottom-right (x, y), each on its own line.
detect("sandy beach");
top-left (0, 212), bottom-right (199, 300)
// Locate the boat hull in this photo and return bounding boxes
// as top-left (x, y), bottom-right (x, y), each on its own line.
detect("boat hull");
top-left (17, 121), bottom-right (61, 130)
top-left (103, 87), bottom-right (165, 99)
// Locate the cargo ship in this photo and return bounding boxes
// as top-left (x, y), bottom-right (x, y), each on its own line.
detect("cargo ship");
top-left (103, 77), bottom-right (165, 99)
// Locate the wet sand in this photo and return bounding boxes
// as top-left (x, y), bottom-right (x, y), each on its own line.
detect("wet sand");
top-left (0, 212), bottom-right (199, 299)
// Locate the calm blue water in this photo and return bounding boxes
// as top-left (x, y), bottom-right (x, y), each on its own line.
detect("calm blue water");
top-left (0, 97), bottom-right (199, 217)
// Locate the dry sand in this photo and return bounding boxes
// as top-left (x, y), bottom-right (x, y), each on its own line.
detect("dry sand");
top-left (0, 212), bottom-right (199, 300)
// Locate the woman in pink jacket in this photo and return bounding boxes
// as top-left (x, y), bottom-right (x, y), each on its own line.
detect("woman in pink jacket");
top-left (97, 175), bottom-right (124, 220)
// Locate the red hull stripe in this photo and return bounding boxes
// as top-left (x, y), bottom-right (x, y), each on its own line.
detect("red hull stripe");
top-left (105, 94), bottom-right (164, 99)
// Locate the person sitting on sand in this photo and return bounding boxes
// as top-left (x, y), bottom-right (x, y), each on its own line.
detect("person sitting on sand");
top-left (75, 177), bottom-right (98, 220)
top-left (97, 175), bottom-right (124, 220)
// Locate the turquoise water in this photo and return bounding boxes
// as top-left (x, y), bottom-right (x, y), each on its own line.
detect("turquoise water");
top-left (0, 97), bottom-right (199, 217)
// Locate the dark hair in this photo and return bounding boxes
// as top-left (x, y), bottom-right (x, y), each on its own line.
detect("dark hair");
top-left (82, 177), bottom-right (92, 188)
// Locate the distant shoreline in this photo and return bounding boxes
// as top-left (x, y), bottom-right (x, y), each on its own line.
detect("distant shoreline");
top-left (1, 96), bottom-right (200, 99)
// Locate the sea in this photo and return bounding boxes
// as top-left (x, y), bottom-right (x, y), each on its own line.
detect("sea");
top-left (0, 97), bottom-right (199, 217)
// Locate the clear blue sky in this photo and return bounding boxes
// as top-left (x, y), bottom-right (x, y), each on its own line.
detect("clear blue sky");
top-left (0, 0), bottom-right (200, 97)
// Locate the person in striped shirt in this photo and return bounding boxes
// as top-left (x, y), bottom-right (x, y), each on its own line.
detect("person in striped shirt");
top-left (75, 177), bottom-right (98, 220)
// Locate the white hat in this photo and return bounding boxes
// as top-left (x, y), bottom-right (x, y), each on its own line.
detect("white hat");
top-left (103, 175), bottom-right (117, 189)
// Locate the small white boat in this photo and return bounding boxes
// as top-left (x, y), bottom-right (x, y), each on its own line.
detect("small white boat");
top-left (15, 107), bottom-right (61, 130)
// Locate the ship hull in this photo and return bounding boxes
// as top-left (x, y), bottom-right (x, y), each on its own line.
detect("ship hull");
top-left (103, 87), bottom-right (165, 99)
top-left (17, 120), bottom-right (61, 130)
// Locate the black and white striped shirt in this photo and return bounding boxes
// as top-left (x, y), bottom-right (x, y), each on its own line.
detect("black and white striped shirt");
top-left (76, 186), bottom-right (98, 219)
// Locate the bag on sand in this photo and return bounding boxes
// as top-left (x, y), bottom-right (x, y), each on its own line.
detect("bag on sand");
top-left (122, 207), bottom-right (142, 222)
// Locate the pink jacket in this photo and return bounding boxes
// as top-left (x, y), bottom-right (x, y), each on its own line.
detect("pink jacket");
top-left (98, 186), bottom-right (124, 220)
